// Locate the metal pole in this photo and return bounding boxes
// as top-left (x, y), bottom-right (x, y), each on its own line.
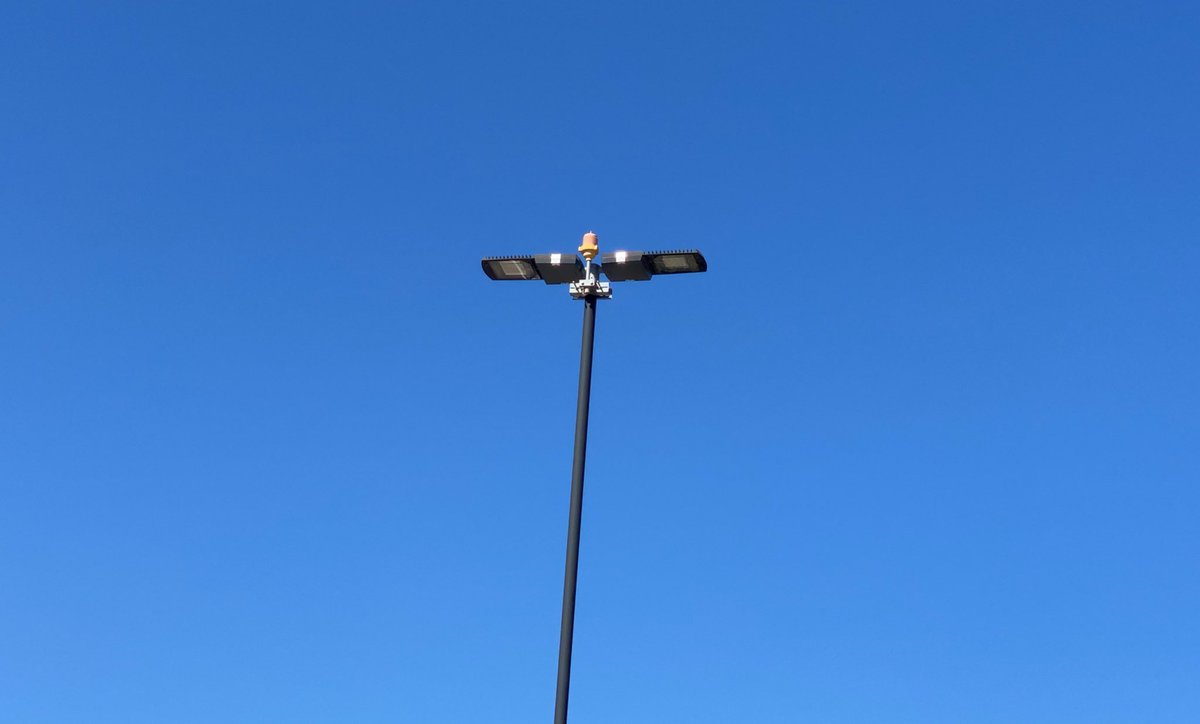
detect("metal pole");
top-left (554, 294), bottom-right (597, 724)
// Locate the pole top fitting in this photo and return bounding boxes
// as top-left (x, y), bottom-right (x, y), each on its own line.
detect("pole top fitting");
top-left (578, 231), bottom-right (599, 261)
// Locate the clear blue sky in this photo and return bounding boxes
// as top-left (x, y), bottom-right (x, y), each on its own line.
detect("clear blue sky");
top-left (2, 2), bottom-right (1197, 722)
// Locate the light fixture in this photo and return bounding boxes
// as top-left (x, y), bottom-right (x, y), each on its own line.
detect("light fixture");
top-left (597, 250), bottom-right (652, 281)
top-left (481, 255), bottom-right (540, 281)
top-left (534, 253), bottom-right (586, 284)
top-left (647, 249), bottom-right (707, 274)
top-left (599, 249), bottom-right (707, 281)
top-left (482, 254), bottom-right (586, 284)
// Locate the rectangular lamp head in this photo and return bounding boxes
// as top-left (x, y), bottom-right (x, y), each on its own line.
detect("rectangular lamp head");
top-left (482, 256), bottom-right (540, 281)
top-left (534, 253), bottom-right (586, 284)
top-left (600, 249), bottom-right (707, 281)
top-left (646, 250), bottom-right (707, 274)
top-left (599, 250), bottom-right (653, 281)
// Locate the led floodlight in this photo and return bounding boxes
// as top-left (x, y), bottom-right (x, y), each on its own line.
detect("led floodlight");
top-left (481, 256), bottom-right (540, 281)
top-left (646, 249), bottom-right (707, 274)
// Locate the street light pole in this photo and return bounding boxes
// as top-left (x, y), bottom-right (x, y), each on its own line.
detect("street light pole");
top-left (552, 231), bottom-right (607, 724)
top-left (479, 233), bottom-right (705, 723)
top-left (554, 292), bottom-right (596, 724)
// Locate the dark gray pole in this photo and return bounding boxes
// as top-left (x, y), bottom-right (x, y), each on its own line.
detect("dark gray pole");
top-left (554, 294), bottom-right (597, 724)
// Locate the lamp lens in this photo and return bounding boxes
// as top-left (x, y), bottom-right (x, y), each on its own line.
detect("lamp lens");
top-left (498, 260), bottom-right (537, 278)
top-left (655, 254), bottom-right (698, 272)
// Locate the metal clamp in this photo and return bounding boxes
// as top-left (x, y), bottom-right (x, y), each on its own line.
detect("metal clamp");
top-left (569, 275), bottom-right (612, 300)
